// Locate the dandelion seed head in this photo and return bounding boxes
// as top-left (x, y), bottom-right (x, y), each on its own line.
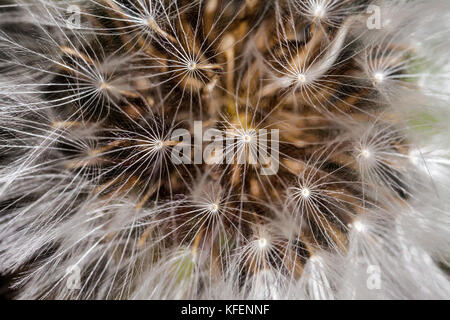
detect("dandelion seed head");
top-left (154, 140), bottom-right (165, 150)
top-left (352, 220), bottom-right (366, 233)
top-left (313, 5), bottom-right (325, 19)
top-left (373, 72), bottom-right (385, 84)
top-left (208, 202), bottom-right (219, 214)
top-left (0, 0), bottom-right (449, 300)
top-left (187, 62), bottom-right (198, 72)
top-left (243, 133), bottom-right (252, 143)
top-left (296, 73), bottom-right (307, 84)
top-left (309, 254), bottom-right (319, 263)
top-left (98, 80), bottom-right (111, 91)
top-left (257, 237), bottom-right (268, 249)
top-left (360, 148), bottom-right (372, 159)
top-left (300, 187), bottom-right (311, 199)
top-left (143, 16), bottom-right (156, 27)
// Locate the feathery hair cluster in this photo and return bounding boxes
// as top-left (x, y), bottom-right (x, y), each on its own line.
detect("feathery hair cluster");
top-left (0, 0), bottom-right (450, 299)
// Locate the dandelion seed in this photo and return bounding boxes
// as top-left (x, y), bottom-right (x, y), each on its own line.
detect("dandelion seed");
top-left (208, 203), bottom-right (219, 214)
top-left (258, 237), bottom-right (268, 249)
top-left (300, 187), bottom-right (311, 198)
top-left (352, 220), bottom-right (366, 233)
top-left (360, 148), bottom-right (372, 159)
top-left (187, 62), bottom-right (197, 72)
top-left (297, 73), bottom-right (307, 84)
top-left (373, 72), bottom-right (385, 84)
top-left (314, 5), bottom-right (325, 19)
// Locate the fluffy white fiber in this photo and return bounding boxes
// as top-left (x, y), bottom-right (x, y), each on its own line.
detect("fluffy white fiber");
top-left (0, 0), bottom-right (449, 299)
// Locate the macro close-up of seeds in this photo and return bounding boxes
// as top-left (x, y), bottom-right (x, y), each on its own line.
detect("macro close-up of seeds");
top-left (0, 0), bottom-right (449, 300)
